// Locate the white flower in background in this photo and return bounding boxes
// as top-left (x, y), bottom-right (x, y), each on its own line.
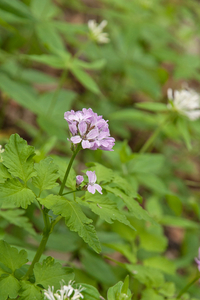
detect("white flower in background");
top-left (88, 20), bottom-right (109, 44)
top-left (0, 145), bottom-right (4, 154)
top-left (167, 88), bottom-right (200, 121)
top-left (0, 145), bottom-right (4, 162)
top-left (44, 280), bottom-right (85, 300)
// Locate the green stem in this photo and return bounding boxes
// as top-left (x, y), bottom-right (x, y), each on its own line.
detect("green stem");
top-left (47, 68), bottom-right (68, 116)
top-left (177, 274), bottom-right (200, 298)
top-left (62, 189), bottom-right (79, 195)
top-left (24, 234), bottom-right (49, 280)
top-left (24, 209), bottom-right (51, 280)
top-left (139, 117), bottom-right (169, 154)
top-left (24, 144), bottom-right (81, 279)
top-left (59, 144), bottom-right (81, 196)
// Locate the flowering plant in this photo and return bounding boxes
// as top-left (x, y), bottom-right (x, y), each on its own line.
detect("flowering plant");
top-left (0, 109), bottom-right (150, 299)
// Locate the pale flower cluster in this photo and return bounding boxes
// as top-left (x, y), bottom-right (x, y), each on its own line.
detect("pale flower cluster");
top-left (88, 20), bottom-right (109, 44)
top-left (167, 88), bottom-right (200, 121)
top-left (0, 145), bottom-right (4, 162)
top-left (44, 280), bottom-right (85, 300)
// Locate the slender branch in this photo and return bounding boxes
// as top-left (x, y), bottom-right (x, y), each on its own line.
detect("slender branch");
top-left (139, 116), bottom-right (169, 154)
top-left (23, 209), bottom-right (51, 280)
top-left (177, 274), bottom-right (200, 298)
top-left (59, 144), bottom-right (81, 196)
top-left (47, 68), bottom-right (68, 116)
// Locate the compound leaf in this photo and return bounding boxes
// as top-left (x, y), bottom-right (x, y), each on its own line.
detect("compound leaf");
top-left (39, 195), bottom-right (101, 253)
top-left (0, 209), bottom-right (36, 236)
top-left (19, 281), bottom-right (42, 300)
top-left (0, 275), bottom-right (20, 300)
top-left (105, 186), bottom-right (156, 224)
top-left (34, 256), bottom-right (74, 290)
top-left (82, 196), bottom-right (135, 230)
top-left (32, 157), bottom-right (59, 193)
top-left (0, 178), bottom-right (35, 209)
top-left (0, 240), bottom-right (28, 272)
top-left (2, 134), bottom-right (36, 183)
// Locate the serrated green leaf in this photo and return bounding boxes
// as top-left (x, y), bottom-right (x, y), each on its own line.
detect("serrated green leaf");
top-left (111, 176), bottom-right (137, 198)
top-left (0, 209), bottom-right (36, 236)
top-left (34, 256), bottom-right (74, 290)
top-left (105, 186), bottom-right (156, 224)
top-left (2, 134), bottom-right (36, 183)
top-left (0, 275), bottom-right (20, 300)
top-left (0, 163), bottom-right (12, 183)
top-left (86, 162), bottom-right (115, 183)
top-left (0, 178), bottom-right (36, 209)
top-left (19, 281), bottom-right (42, 300)
top-left (0, 240), bottom-right (28, 272)
top-left (70, 67), bottom-right (100, 94)
top-left (32, 157), bottom-right (59, 193)
top-left (82, 196), bottom-right (135, 230)
top-left (39, 195), bottom-right (101, 253)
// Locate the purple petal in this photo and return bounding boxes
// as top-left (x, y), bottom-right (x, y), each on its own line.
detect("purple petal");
top-left (78, 121), bottom-right (87, 136)
top-left (82, 140), bottom-right (91, 149)
top-left (98, 131), bottom-right (109, 140)
top-left (76, 175), bottom-right (84, 185)
top-left (69, 122), bottom-right (77, 135)
top-left (87, 184), bottom-right (96, 194)
top-left (94, 184), bottom-right (102, 194)
top-left (86, 128), bottom-right (99, 140)
top-left (71, 136), bottom-right (82, 144)
top-left (86, 171), bottom-right (97, 184)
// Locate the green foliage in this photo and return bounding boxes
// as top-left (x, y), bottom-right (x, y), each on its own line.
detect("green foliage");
top-left (107, 276), bottom-right (132, 300)
top-left (34, 256), bottom-right (74, 290)
top-left (38, 194), bottom-right (101, 253)
top-left (0, 178), bottom-right (35, 209)
top-left (32, 157), bottom-right (59, 194)
top-left (0, 240), bottom-right (28, 272)
top-left (19, 281), bottom-right (42, 300)
top-left (0, 209), bottom-right (35, 236)
top-left (1, 0), bottom-right (200, 299)
top-left (2, 134), bottom-right (36, 183)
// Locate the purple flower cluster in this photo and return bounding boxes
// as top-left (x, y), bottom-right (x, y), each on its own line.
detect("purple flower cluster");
top-left (64, 108), bottom-right (115, 151)
top-left (195, 247), bottom-right (200, 272)
top-left (76, 171), bottom-right (102, 195)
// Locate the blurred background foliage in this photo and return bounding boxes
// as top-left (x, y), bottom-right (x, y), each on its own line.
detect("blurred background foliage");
top-left (1, 0), bottom-right (200, 298)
